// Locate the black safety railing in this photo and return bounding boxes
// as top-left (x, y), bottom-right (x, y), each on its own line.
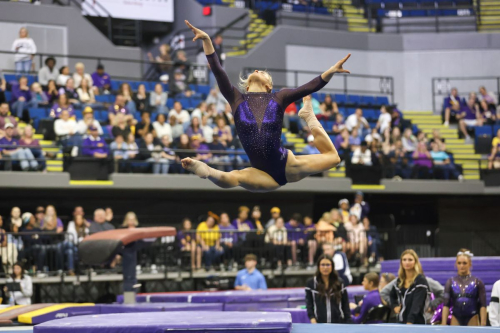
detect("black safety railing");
top-left (432, 76), bottom-right (500, 114)
top-left (242, 67), bottom-right (394, 104)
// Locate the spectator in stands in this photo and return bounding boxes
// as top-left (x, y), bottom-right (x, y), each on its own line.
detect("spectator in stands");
top-left (77, 107), bottom-right (102, 135)
top-left (319, 94), bottom-right (338, 119)
top-left (250, 206), bottom-right (265, 231)
top-left (19, 124), bottom-right (45, 170)
top-left (347, 214), bottom-right (367, 265)
top-left (186, 117), bottom-right (204, 141)
top-left (458, 93), bottom-right (483, 143)
top-left (174, 133), bottom-right (194, 166)
top-left (30, 82), bottom-right (49, 107)
top-left (112, 112), bottom-right (131, 140)
top-left (168, 101), bottom-right (190, 130)
top-left (488, 128), bottom-right (500, 169)
top-left (401, 128), bottom-right (417, 152)
top-left (376, 105), bottom-right (391, 134)
top-left (67, 213), bottom-right (89, 245)
top-left (416, 130), bottom-right (428, 145)
top-left (73, 63), bottom-right (93, 90)
top-left (153, 113), bottom-right (172, 141)
top-left (349, 128), bottom-right (361, 149)
top-left (265, 216), bottom-right (288, 268)
top-left (350, 191), bottom-right (370, 222)
top-left (207, 133), bottom-right (229, 171)
top-left (46, 80), bottom-right (59, 104)
top-left (40, 205), bottom-right (63, 232)
top-left (12, 28), bottom-right (36, 77)
top-left (191, 134), bottom-right (211, 164)
top-left (133, 84), bottom-right (150, 114)
top-left (430, 143), bottom-right (461, 180)
top-left (232, 205), bottom-right (254, 239)
top-left (0, 103), bottom-right (18, 139)
top-left (108, 94), bottom-right (132, 124)
top-left (362, 217), bottom-right (380, 265)
top-left (50, 94), bottom-right (74, 119)
top-left (218, 212), bottom-right (237, 271)
top-left (110, 134), bottom-right (129, 172)
top-left (334, 128), bottom-right (350, 152)
top-left (147, 44), bottom-right (172, 78)
top-left (57, 66), bottom-right (71, 87)
top-left (351, 272), bottom-right (383, 324)
top-left (345, 108), bottom-right (369, 134)
top-left (265, 207), bottom-right (281, 229)
top-left (82, 125), bottom-right (109, 159)
top-left (235, 253), bottom-right (267, 290)
top-left (34, 206), bottom-right (44, 227)
top-left (302, 135), bottom-right (320, 155)
top-left (160, 135), bottom-right (176, 166)
top-left (351, 141), bottom-right (372, 166)
top-left (170, 69), bottom-right (194, 98)
top-left (490, 279), bottom-right (500, 326)
top-left (389, 249), bottom-right (429, 324)
top-left (443, 88), bottom-right (463, 127)
top-left (139, 132), bottom-right (169, 174)
top-left (331, 113), bottom-right (345, 135)
top-left (191, 102), bottom-right (207, 123)
top-left (215, 117), bottom-right (233, 147)
top-left (7, 206), bottom-right (22, 233)
top-left (0, 123), bottom-right (38, 171)
top-left (365, 127), bottom-right (381, 144)
top-left (206, 87), bottom-right (227, 113)
top-left (306, 254), bottom-right (351, 324)
top-left (149, 83), bottom-right (168, 114)
top-left (77, 78), bottom-right (96, 106)
top-left (286, 213), bottom-right (305, 267)
top-left (11, 76), bottom-right (34, 120)
top-left (223, 102), bottom-right (235, 126)
top-left (59, 78), bottom-right (80, 106)
top-left (118, 83), bottom-right (136, 114)
top-left (105, 207), bottom-right (115, 226)
top-left (89, 208), bottom-right (115, 234)
top-left (91, 64), bottom-right (111, 94)
top-left (201, 115), bottom-right (214, 143)
top-left (173, 50), bottom-right (191, 79)
top-left (0, 73), bottom-right (6, 105)
top-left (213, 34), bottom-right (224, 65)
top-left (121, 212), bottom-right (139, 229)
top-left (196, 214), bottom-right (222, 271)
top-left (478, 86), bottom-right (498, 122)
top-left (177, 218), bottom-right (198, 270)
top-left (54, 109), bottom-right (78, 147)
top-left (125, 132), bottom-right (138, 160)
top-left (135, 112), bottom-right (156, 139)
top-left (411, 142), bottom-right (432, 179)
top-left (4, 262), bottom-right (32, 305)
top-left (37, 57), bottom-right (58, 89)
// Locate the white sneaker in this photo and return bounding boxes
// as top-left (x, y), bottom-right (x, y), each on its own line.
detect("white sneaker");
top-left (150, 264), bottom-right (158, 274)
top-left (458, 175), bottom-right (464, 182)
top-left (443, 121), bottom-right (449, 127)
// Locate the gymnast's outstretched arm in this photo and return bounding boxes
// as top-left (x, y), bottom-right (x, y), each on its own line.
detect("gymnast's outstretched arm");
top-left (185, 20), bottom-right (235, 106)
top-left (277, 54), bottom-right (351, 107)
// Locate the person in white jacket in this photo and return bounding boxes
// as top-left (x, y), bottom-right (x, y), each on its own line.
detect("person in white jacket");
top-left (490, 279), bottom-right (500, 326)
top-left (54, 109), bottom-right (78, 147)
top-left (11, 27), bottom-right (37, 76)
top-left (4, 262), bottom-right (32, 305)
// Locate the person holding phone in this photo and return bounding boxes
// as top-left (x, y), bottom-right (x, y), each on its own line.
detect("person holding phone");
top-left (4, 262), bottom-right (32, 305)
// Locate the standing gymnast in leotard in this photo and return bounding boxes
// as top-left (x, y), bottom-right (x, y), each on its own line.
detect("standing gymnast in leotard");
top-left (441, 249), bottom-right (487, 326)
top-left (181, 20), bottom-right (350, 192)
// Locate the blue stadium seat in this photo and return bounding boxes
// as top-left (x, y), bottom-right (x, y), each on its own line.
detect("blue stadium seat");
top-left (311, 92), bottom-right (320, 101)
top-left (4, 74), bottom-right (16, 84)
top-left (347, 95), bottom-right (360, 104)
top-left (314, 7), bottom-right (329, 15)
top-left (166, 99), bottom-right (175, 109)
top-left (494, 125), bottom-right (500, 135)
top-left (376, 96), bottom-right (390, 105)
top-left (410, 9), bottom-right (427, 16)
top-left (475, 126), bottom-right (493, 137)
top-left (338, 107), bottom-right (346, 116)
top-left (320, 120), bottom-right (327, 129)
top-left (151, 112), bottom-right (159, 121)
top-left (4, 91), bottom-right (12, 102)
top-left (326, 121), bottom-right (335, 129)
top-left (440, 9), bottom-right (457, 16)
top-left (334, 94), bottom-right (347, 104)
top-left (293, 4), bottom-right (307, 12)
top-left (360, 96), bottom-right (376, 105)
top-left (364, 110), bottom-right (377, 121)
top-left (29, 108), bottom-right (48, 119)
top-left (111, 81), bottom-right (121, 91)
top-left (74, 110), bottom-right (83, 120)
top-left (95, 95), bottom-right (109, 103)
top-left (347, 108), bottom-right (357, 116)
top-left (196, 85), bottom-right (211, 97)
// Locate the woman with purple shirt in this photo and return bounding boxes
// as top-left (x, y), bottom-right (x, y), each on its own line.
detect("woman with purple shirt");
top-left (50, 94), bottom-right (74, 119)
top-left (458, 93), bottom-right (483, 143)
top-left (411, 142), bottom-right (432, 179)
top-left (11, 76), bottom-right (35, 121)
top-left (219, 212), bottom-right (238, 270)
top-left (185, 117), bottom-right (204, 141)
top-left (231, 206), bottom-right (254, 230)
top-left (181, 20), bottom-right (346, 192)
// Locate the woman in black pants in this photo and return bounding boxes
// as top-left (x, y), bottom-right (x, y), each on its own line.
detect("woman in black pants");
top-left (305, 254), bottom-right (351, 324)
top-left (390, 249), bottom-right (429, 324)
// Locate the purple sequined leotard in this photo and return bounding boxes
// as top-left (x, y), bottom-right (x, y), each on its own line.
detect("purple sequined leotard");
top-left (207, 52), bottom-right (327, 186)
top-left (444, 274), bottom-right (486, 326)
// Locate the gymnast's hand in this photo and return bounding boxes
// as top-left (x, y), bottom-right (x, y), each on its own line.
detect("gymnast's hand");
top-left (331, 54), bottom-right (351, 74)
top-left (185, 20), bottom-right (210, 41)
top-left (394, 305), bottom-right (401, 314)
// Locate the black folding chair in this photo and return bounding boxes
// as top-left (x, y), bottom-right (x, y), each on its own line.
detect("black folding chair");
top-left (362, 305), bottom-right (391, 324)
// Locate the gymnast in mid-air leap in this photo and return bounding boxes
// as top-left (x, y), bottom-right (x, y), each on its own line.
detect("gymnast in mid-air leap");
top-left (182, 20), bottom-right (351, 192)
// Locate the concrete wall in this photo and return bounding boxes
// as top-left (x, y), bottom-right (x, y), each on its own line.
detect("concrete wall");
top-left (0, 2), bottom-right (142, 79)
top-left (225, 25), bottom-right (500, 111)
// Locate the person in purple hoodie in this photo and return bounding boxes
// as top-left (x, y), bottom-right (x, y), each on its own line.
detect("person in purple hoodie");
top-left (11, 76), bottom-right (35, 121)
top-left (285, 213), bottom-right (305, 267)
top-left (232, 206), bottom-right (254, 242)
top-left (351, 272), bottom-right (384, 324)
top-left (91, 64), bottom-right (111, 93)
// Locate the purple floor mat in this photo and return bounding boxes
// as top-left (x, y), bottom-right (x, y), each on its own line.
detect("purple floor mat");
top-left (99, 302), bottom-right (223, 314)
top-left (261, 308), bottom-right (309, 323)
top-left (34, 311), bottom-right (292, 333)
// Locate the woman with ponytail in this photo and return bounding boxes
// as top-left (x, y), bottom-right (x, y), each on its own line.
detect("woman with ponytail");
top-left (305, 254), bottom-right (351, 324)
top-left (390, 249), bottom-right (429, 324)
top-left (441, 248), bottom-right (486, 326)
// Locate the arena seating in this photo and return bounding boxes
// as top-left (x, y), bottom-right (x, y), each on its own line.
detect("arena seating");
top-left (380, 256), bottom-right (500, 302)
